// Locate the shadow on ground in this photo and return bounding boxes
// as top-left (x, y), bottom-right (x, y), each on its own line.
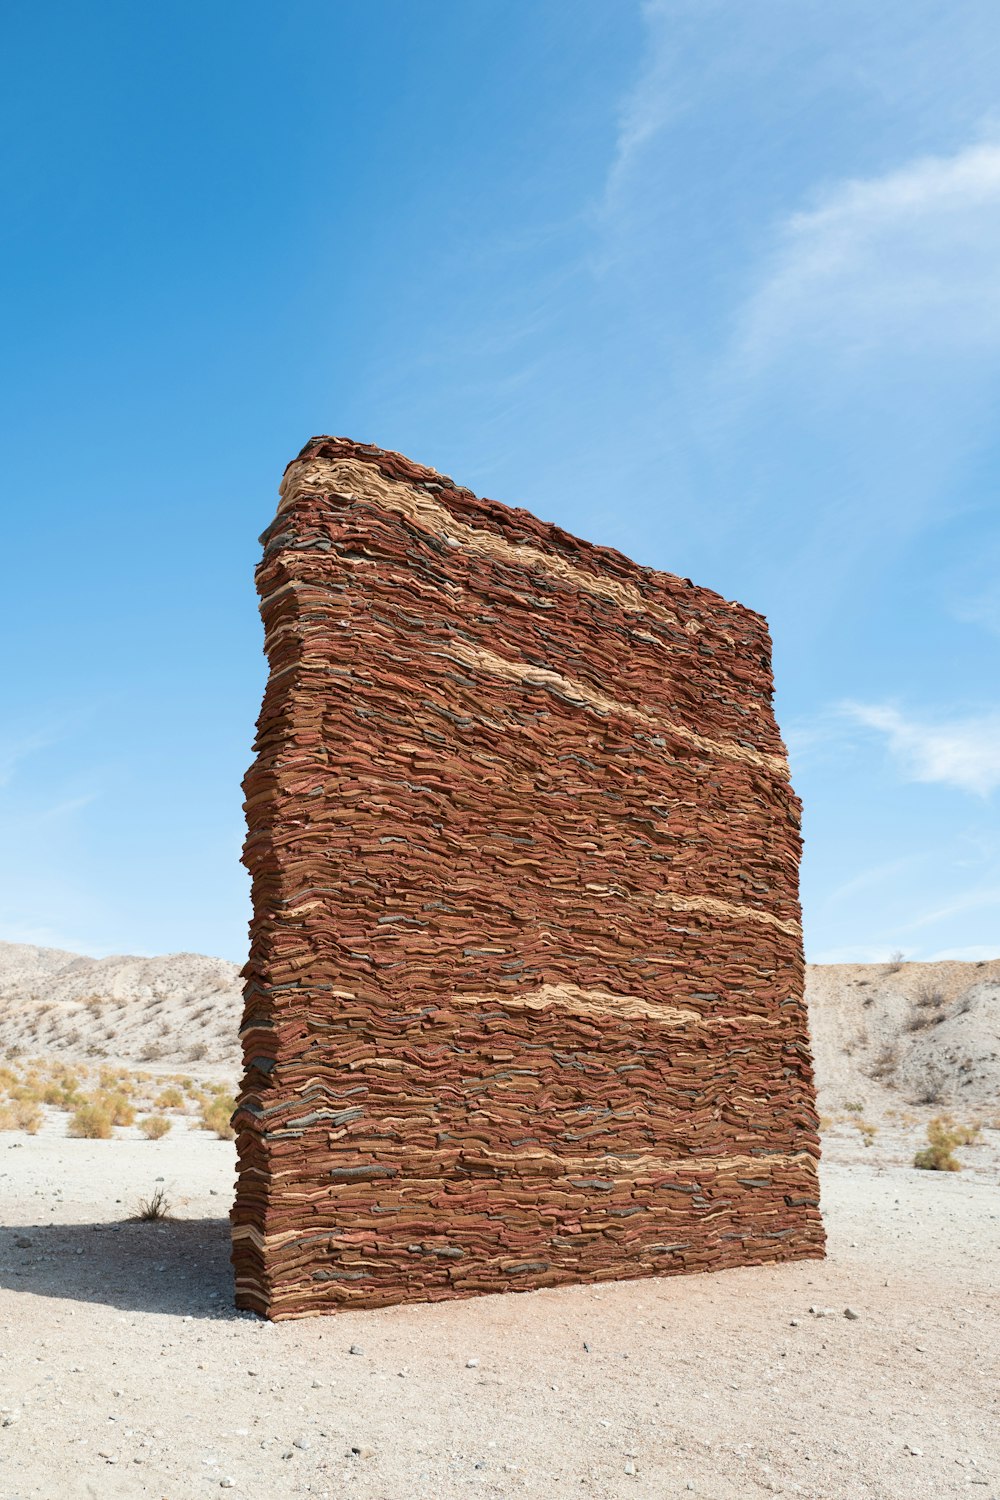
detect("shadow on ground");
top-left (0, 1218), bottom-right (247, 1320)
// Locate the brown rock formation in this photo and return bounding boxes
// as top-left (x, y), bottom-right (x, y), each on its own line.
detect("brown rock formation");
top-left (231, 437), bottom-right (824, 1319)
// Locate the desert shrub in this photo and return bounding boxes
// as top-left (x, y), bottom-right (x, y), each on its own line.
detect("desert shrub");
top-left (857, 1120), bottom-right (877, 1148)
top-left (15, 1100), bottom-right (42, 1133)
top-left (68, 1100), bottom-right (113, 1139)
top-left (913, 979), bottom-right (945, 1010)
top-left (198, 1091), bottom-right (236, 1139)
top-left (913, 1116), bottom-right (968, 1171)
top-left (156, 1086), bottom-right (184, 1109)
top-left (134, 1186), bottom-right (171, 1220)
top-left (140, 1042), bottom-right (166, 1062)
top-left (843, 1100), bottom-right (863, 1113)
top-left (99, 1065), bottom-right (130, 1092)
top-left (140, 1114), bottom-right (172, 1140)
top-left (188, 1041), bottom-right (208, 1062)
top-left (949, 1119), bottom-right (981, 1147)
top-left (867, 1044), bottom-right (899, 1080)
top-left (911, 1062), bottom-right (945, 1106)
top-left (100, 1091), bottom-right (136, 1127)
top-left (884, 949), bottom-right (905, 974)
top-left (5, 1100), bottom-right (43, 1134)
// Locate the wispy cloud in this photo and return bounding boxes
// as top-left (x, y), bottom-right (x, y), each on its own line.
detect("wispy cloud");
top-left (842, 701), bottom-right (1000, 796)
top-left (601, 0), bottom-right (677, 219)
top-left (39, 793), bottom-right (99, 822)
top-left (955, 584), bottom-right (1000, 639)
top-left (823, 856), bottom-right (918, 909)
top-left (898, 884), bottom-right (1000, 932)
top-left (924, 943), bottom-right (1000, 961)
top-left (0, 730), bottom-right (55, 788)
top-left (737, 139), bottom-right (1000, 366)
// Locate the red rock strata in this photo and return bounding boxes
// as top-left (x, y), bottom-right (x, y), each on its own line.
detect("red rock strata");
top-left (231, 437), bottom-right (824, 1319)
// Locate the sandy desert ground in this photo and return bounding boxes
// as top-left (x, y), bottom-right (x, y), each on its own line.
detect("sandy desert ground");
top-left (1, 944), bottom-right (998, 1500)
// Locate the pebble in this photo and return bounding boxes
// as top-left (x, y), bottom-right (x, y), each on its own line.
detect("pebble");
top-left (789, 1319), bottom-right (800, 1327)
top-left (844, 1307), bottom-right (860, 1321)
top-left (311, 1378), bottom-right (323, 1388)
top-left (466, 1358), bottom-right (479, 1369)
top-left (624, 1460), bottom-right (636, 1475)
top-left (220, 1479), bottom-right (235, 1489)
top-left (350, 1445), bottom-right (375, 1459)
top-left (349, 1345), bottom-right (363, 1356)
top-left (293, 1436), bottom-right (311, 1451)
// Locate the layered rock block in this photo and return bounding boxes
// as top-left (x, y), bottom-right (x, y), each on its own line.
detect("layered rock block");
top-left (231, 437), bottom-right (824, 1319)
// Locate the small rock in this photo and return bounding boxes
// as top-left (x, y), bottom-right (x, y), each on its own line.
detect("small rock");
top-left (2, 1413), bottom-right (21, 1427)
top-left (292, 1436), bottom-right (311, 1451)
top-left (789, 1319), bottom-right (800, 1327)
top-left (843, 1307), bottom-right (860, 1321)
top-left (905, 1445), bottom-right (923, 1457)
top-left (466, 1358), bottom-right (479, 1369)
top-left (624, 1460), bottom-right (636, 1475)
top-left (350, 1445), bottom-right (375, 1459)
top-left (14, 1237), bottom-right (32, 1249)
top-left (220, 1479), bottom-right (235, 1489)
top-left (349, 1344), bottom-right (363, 1356)
top-left (311, 1378), bottom-right (323, 1389)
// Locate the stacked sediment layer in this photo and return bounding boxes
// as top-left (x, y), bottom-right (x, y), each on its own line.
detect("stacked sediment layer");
top-left (231, 437), bottom-right (824, 1319)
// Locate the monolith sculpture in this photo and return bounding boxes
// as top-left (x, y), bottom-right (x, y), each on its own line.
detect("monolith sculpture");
top-left (231, 437), bottom-right (824, 1319)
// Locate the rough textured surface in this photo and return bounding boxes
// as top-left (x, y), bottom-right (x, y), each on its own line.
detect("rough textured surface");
top-left (2, 1120), bottom-right (998, 1500)
top-left (4, 940), bottom-right (996, 1121)
top-left (231, 437), bottom-right (824, 1318)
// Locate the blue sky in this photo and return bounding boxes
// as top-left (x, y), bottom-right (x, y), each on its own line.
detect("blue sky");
top-left (3, 1), bottom-right (998, 964)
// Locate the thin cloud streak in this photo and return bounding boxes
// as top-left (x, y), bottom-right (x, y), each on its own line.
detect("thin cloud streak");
top-left (842, 701), bottom-right (1000, 797)
top-left (736, 139), bottom-right (1000, 367)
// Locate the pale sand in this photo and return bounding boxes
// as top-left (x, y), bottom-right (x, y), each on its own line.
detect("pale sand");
top-left (0, 1114), bottom-right (997, 1500)
top-left (2, 946), bottom-right (998, 1497)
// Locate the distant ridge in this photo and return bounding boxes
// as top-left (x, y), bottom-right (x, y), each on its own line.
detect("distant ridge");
top-left (0, 941), bottom-right (997, 1109)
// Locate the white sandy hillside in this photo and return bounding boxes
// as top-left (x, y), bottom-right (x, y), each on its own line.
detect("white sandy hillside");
top-left (0, 942), bottom-right (242, 1067)
top-left (807, 959), bottom-right (1000, 1115)
top-left (0, 942), bottom-right (997, 1113)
